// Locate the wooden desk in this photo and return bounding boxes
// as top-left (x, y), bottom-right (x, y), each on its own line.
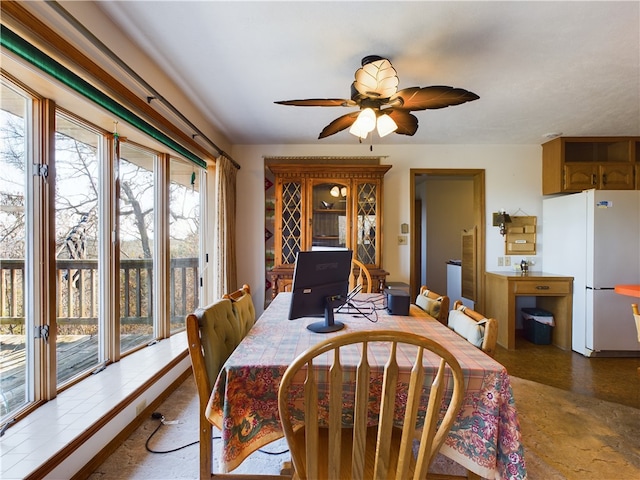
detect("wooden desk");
top-left (206, 293), bottom-right (527, 479)
top-left (485, 272), bottom-right (574, 350)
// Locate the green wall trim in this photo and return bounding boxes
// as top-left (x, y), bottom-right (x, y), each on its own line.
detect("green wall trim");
top-left (1, 25), bottom-right (207, 169)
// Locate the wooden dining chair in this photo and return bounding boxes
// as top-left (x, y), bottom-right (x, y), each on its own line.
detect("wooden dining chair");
top-left (278, 329), bottom-right (466, 480)
top-left (223, 284), bottom-right (256, 338)
top-left (448, 301), bottom-right (498, 357)
top-left (633, 304), bottom-right (640, 377)
top-left (414, 286), bottom-right (450, 325)
top-left (632, 304), bottom-right (640, 342)
top-left (186, 299), bottom-right (244, 479)
top-left (350, 258), bottom-right (373, 293)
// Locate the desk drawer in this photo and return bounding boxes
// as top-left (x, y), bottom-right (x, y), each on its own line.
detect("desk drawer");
top-left (513, 280), bottom-right (571, 295)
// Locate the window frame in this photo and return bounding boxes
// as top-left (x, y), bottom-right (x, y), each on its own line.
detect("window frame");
top-left (0, 74), bottom-right (207, 423)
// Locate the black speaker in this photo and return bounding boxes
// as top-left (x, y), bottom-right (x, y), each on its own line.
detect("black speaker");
top-left (386, 289), bottom-right (410, 316)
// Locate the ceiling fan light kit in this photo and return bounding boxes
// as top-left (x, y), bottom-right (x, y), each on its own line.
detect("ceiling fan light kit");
top-left (276, 55), bottom-right (479, 141)
top-left (349, 108), bottom-right (377, 138)
top-left (376, 113), bottom-right (398, 137)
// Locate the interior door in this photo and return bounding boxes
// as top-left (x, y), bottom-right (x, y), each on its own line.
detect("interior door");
top-left (410, 169), bottom-right (485, 312)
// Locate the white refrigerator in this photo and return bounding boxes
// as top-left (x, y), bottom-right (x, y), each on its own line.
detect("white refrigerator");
top-left (542, 189), bottom-right (640, 356)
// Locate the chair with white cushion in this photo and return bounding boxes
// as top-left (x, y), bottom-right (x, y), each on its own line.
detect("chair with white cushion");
top-left (448, 301), bottom-right (498, 357)
top-left (413, 285), bottom-right (450, 325)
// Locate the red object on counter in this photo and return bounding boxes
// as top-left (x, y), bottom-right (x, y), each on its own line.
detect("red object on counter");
top-left (614, 285), bottom-right (640, 298)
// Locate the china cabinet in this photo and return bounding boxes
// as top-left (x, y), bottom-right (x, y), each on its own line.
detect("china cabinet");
top-left (542, 136), bottom-right (639, 194)
top-left (268, 163), bottom-right (391, 297)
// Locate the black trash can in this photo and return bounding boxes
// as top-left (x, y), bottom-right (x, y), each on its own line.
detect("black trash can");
top-left (522, 307), bottom-right (554, 345)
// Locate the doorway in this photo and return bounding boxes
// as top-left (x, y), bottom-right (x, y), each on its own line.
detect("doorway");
top-left (410, 169), bottom-right (485, 312)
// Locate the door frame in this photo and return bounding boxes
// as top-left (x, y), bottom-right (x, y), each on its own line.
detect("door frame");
top-left (409, 169), bottom-right (486, 313)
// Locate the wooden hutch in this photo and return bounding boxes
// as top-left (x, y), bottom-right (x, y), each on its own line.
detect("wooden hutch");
top-left (268, 162), bottom-right (391, 297)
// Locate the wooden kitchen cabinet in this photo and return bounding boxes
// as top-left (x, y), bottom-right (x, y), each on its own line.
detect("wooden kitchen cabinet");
top-left (542, 136), bottom-right (639, 194)
top-left (268, 163), bottom-right (391, 297)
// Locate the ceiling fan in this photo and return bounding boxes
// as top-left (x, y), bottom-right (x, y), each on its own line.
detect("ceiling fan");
top-left (275, 55), bottom-right (479, 140)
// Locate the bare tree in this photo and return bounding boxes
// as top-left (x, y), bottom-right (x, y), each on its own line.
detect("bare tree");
top-left (1, 112), bottom-right (26, 259)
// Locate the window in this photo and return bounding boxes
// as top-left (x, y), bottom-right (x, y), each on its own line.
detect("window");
top-left (0, 80), bottom-right (31, 418)
top-left (169, 158), bottom-right (201, 334)
top-left (55, 112), bottom-right (103, 385)
top-left (0, 76), bottom-right (207, 422)
top-left (118, 143), bottom-right (156, 353)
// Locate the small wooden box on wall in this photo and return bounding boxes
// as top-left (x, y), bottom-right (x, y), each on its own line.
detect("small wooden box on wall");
top-left (505, 216), bottom-right (536, 255)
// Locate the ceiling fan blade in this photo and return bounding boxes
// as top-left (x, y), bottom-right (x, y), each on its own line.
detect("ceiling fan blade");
top-left (387, 110), bottom-right (418, 136)
top-left (391, 86), bottom-right (479, 111)
top-left (318, 112), bottom-right (359, 139)
top-left (275, 98), bottom-right (355, 107)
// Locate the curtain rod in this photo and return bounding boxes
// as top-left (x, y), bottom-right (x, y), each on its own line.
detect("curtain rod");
top-left (2, 25), bottom-right (208, 169)
top-left (47, 1), bottom-right (240, 170)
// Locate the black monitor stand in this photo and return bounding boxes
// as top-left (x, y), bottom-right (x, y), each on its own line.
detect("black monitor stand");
top-left (307, 295), bottom-right (347, 333)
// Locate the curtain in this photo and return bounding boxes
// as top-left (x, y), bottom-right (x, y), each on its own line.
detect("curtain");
top-left (214, 155), bottom-right (238, 298)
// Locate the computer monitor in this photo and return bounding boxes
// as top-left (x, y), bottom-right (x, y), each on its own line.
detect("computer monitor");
top-left (288, 249), bottom-right (353, 333)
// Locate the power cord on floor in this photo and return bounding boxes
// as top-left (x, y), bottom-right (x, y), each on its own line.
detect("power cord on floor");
top-left (145, 412), bottom-right (200, 453)
top-left (145, 412), bottom-right (289, 455)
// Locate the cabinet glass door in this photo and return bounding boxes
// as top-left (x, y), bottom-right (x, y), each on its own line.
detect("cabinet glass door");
top-left (312, 182), bottom-right (347, 249)
top-left (356, 182), bottom-right (377, 264)
top-left (280, 180), bottom-right (302, 264)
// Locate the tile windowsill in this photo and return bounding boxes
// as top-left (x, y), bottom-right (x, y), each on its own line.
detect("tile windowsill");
top-left (0, 331), bottom-right (189, 479)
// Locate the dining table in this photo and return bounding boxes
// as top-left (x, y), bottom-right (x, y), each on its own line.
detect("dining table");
top-left (205, 292), bottom-right (527, 479)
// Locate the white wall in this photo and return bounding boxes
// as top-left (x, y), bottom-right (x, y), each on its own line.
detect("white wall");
top-left (424, 176), bottom-right (475, 295)
top-left (232, 143), bottom-right (542, 315)
top-left (32, 2), bottom-right (544, 315)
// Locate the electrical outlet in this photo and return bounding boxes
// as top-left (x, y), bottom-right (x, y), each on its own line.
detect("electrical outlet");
top-left (398, 235), bottom-right (408, 245)
top-left (136, 399), bottom-right (147, 416)
top-left (505, 256), bottom-right (511, 266)
top-left (498, 257), bottom-right (504, 266)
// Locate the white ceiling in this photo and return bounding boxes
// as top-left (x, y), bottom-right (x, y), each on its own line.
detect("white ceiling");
top-left (96, 1), bottom-right (640, 146)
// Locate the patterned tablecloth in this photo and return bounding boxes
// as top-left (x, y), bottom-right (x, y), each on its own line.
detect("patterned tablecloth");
top-left (206, 293), bottom-right (527, 479)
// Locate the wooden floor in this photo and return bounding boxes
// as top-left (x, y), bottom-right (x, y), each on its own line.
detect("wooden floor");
top-left (494, 333), bottom-right (640, 409)
top-left (0, 333), bottom-right (152, 416)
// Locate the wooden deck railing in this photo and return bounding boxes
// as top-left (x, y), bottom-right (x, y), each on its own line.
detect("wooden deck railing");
top-left (1, 257), bottom-right (199, 415)
top-left (1, 257), bottom-right (199, 330)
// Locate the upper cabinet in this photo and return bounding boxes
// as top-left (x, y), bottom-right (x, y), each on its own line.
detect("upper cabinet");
top-left (542, 137), bottom-right (639, 195)
top-left (268, 163), bottom-right (391, 296)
